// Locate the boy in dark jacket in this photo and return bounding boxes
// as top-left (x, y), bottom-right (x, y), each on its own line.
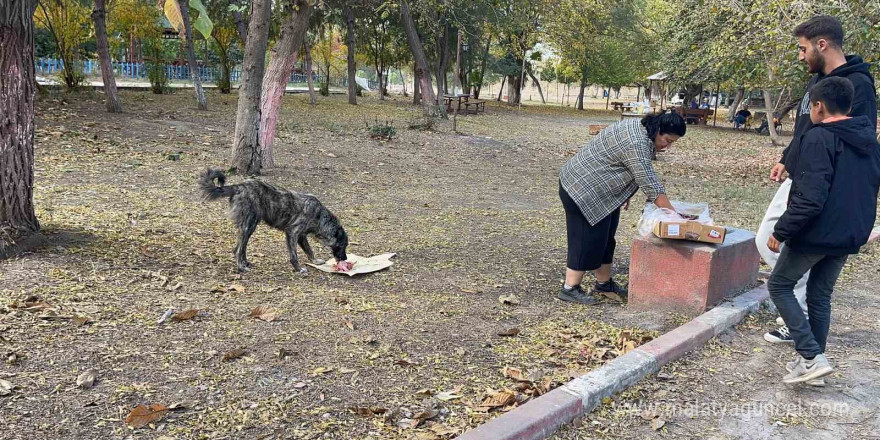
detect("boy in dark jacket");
top-left (767, 77), bottom-right (880, 385)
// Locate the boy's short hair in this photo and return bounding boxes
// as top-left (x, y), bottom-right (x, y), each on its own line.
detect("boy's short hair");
top-left (810, 77), bottom-right (854, 115)
top-left (794, 15), bottom-right (844, 48)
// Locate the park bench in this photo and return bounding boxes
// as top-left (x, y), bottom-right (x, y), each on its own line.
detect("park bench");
top-left (679, 108), bottom-right (713, 124)
top-left (462, 99), bottom-right (485, 114)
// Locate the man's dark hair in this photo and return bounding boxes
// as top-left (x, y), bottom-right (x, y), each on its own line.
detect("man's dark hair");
top-left (642, 112), bottom-right (687, 140)
top-left (794, 15), bottom-right (844, 48)
top-left (810, 77), bottom-right (854, 115)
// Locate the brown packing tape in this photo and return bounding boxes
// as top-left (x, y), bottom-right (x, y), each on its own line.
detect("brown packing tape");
top-left (653, 221), bottom-right (726, 244)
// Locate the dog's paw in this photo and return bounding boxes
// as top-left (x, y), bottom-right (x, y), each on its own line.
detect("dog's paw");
top-left (298, 267), bottom-right (308, 275)
top-left (237, 265), bottom-right (251, 273)
top-left (313, 259), bottom-right (326, 266)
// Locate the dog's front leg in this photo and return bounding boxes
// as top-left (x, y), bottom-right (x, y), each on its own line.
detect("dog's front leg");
top-left (236, 216), bottom-right (258, 272)
top-left (298, 236), bottom-right (325, 265)
top-left (285, 230), bottom-right (307, 274)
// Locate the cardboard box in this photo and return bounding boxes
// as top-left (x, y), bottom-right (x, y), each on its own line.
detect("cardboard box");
top-left (652, 220), bottom-right (726, 244)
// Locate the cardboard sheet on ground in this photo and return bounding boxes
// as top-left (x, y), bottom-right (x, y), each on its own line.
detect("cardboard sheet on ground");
top-left (306, 253), bottom-right (396, 276)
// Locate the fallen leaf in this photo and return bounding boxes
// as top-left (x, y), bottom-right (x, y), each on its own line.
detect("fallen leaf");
top-left (350, 406), bottom-right (387, 417)
top-left (250, 306), bottom-right (279, 322)
top-left (640, 409), bottom-right (656, 421)
top-left (167, 402), bottom-right (188, 411)
top-left (125, 404), bottom-right (169, 428)
top-left (228, 283), bottom-right (245, 293)
top-left (502, 366), bottom-right (529, 382)
top-left (6, 352), bottom-right (19, 365)
top-left (414, 388), bottom-right (434, 397)
top-left (430, 425), bottom-right (458, 436)
top-left (166, 281), bottom-right (183, 291)
top-left (497, 327), bottom-right (520, 337)
top-left (210, 285), bottom-right (225, 293)
top-left (277, 348), bottom-right (293, 359)
top-left (652, 418), bottom-right (666, 431)
top-left (498, 294), bottom-right (520, 306)
top-left (395, 359), bottom-right (419, 367)
top-left (435, 388), bottom-right (463, 401)
top-left (171, 309), bottom-right (199, 322)
top-left (11, 299), bottom-right (53, 312)
top-left (0, 379), bottom-right (14, 396)
top-left (310, 366), bottom-right (334, 376)
top-left (334, 297), bottom-right (350, 305)
top-left (344, 320), bottom-right (355, 330)
top-left (76, 369), bottom-right (97, 389)
top-left (222, 348), bottom-right (247, 362)
top-left (293, 382), bottom-right (307, 389)
top-left (413, 408), bottom-right (440, 421)
top-left (339, 367), bottom-right (357, 374)
top-left (479, 389), bottom-right (517, 410)
top-left (396, 418), bottom-right (419, 429)
top-left (72, 316), bottom-right (91, 326)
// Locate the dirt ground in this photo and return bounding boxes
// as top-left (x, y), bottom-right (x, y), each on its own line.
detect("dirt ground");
top-left (1, 89), bottom-right (865, 440)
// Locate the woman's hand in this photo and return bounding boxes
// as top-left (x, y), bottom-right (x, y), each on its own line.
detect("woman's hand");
top-left (653, 194), bottom-right (675, 211)
top-left (767, 235), bottom-right (782, 253)
top-left (770, 163), bottom-right (786, 182)
top-left (623, 198), bottom-right (631, 210)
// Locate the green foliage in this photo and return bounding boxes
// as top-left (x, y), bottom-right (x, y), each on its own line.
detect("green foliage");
top-left (143, 38), bottom-right (169, 94)
top-left (35, 0), bottom-right (92, 90)
top-left (365, 117), bottom-right (396, 140)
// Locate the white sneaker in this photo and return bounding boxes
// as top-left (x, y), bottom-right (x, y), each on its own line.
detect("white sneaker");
top-left (776, 316), bottom-right (785, 326)
top-left (764, 325), bottom-right (794, 344)
top-left (785, 359), bottom-right (826, 386)
top-left (783, 354), bottom-right (834, 384)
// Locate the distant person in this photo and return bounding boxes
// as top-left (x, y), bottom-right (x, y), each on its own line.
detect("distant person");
top-left (700, 99), bottom-right (710, 109)
top-left (557, 113), bottom-right (686, 305)
top-left (733, 105), bottom-right (751, 129)
top-left (689, 98), bottom-right (699, 109)
top-left (766, 77), bottom-right (880, 384)
top-left (756, 16), bottom-right (877, 371)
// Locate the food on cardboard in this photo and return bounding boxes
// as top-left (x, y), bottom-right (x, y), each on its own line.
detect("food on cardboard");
top-left (638, 201), bottom-right (726, 244)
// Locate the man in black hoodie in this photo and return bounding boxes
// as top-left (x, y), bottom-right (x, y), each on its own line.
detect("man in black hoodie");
top-left (766, 77), bottom-right (880, 385)
top-left (756, 15), bottom-right (877, 355)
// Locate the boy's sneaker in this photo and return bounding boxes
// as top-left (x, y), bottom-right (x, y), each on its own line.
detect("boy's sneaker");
top-left (558, 285), bottom-right (597, 305)
top-left (764, 325), bottom-right (794, 344)
top-left (785, 359), bottom-right (826, 387)
top-left (593, 279), bottom-right (628, 302)
top-left (783, 354), bottom-right (834, 384)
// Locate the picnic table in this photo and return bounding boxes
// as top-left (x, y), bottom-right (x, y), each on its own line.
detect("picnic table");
top-left (612, 101), bottom-right (640, 113)
top-left (675, 107), bottom-right (714, 124)
top-left (443, 94), bottom-right (485, 114)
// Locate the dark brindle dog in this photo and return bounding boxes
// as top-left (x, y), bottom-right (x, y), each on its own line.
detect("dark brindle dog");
top-left (199, 168), bottom-right (348, 273)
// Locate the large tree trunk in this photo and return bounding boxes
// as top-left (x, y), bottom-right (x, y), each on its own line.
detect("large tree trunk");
top-left (305, 39), bottom-right (316, 105)
top-left (258, 0), bottom-right (311, 169)
top-left (232, 10), bottom-right (248, 43)
top-left (762, 89), bottom-right (782, 145)
top-left (412, 61), bottom-right (420, 104)
top-left (91, 0), bottom-right (121, 113)
top-left (1, 0), bottom-right (41, 250)
top-left (377, 67), bottom-right (385, 100)
top-left (506, 74), bottom-right (522, 105)
top-left (497, 76), bottom-right (506, 101)
top-left (343, 4), bottom-right (357, 105)
top-left (527, 68), bottom-right (545, 104)
top-left (178, 4), bottom-right (207, 110)
top-left (400, 0), bottom-right (438, 117)
top-left (435, 21), bottom-right (450, 98)
top-left (231, 0), bottom-right (271, 175)
top-left (726, 87), bottom-right (744, 122)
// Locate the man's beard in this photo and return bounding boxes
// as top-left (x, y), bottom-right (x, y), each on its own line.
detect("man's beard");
top-left (808, 52), bottom-right (826, 74)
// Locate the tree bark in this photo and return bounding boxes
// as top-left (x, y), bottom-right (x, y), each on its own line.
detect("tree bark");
top-left (399, 67), bottom-right (407, 97)
top-left (763, 89), bottom-right (782, 145)
top-left (473, 37), bottom-right (491, 100)
top-left (377, 68), bottom-right (385, 100)
top-left (343, 4), bottom-right (357, 105)
top-left (400, 0), bottom-right (438, 117)
top-left (1, 0), bottom-right (41, 249)
top-left (231, 0), bottom-right (271, 175)
top-left (726, 87), bottom-right (744, 122)
top-left (178, 3), bottom-right (207, 110)
top-left (305, 39), bottom-right (316, 105)
top-left (412, 61), bottom-right (420, 104)
top-left (232, 10), bottom-right (248, 43)
top-left (259, 0), bottom-right (311, 169)
top-left (435, 21), bottom-right (450, 98)
top-left (92, 0), bottom-right (121, 113)
top-left (507, 74), bottom-right (522, 105)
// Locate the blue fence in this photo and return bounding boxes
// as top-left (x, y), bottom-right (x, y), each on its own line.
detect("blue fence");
top-left (34, 58), bottom-right (360, 88)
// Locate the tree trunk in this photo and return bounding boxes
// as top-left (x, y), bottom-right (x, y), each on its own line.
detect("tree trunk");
top-left (377, 68), bottom-right (385, 100)
top-left (178, 4), bottom-right (207, 110)
top-left (92, 0), bottom-right (121, 113)
top-left (497, 76), bottom-right (506, 101)
top-left (400, 0), bottom-right (438, 117)
top-left (473, 37), bottom-right (491, 100)
top-left (232, 10), bottom-right (248, 43)
top-left (763, 89), bottom-right (782, 145)
top-left (726, 88), bottom-right (744, 122)
top-left (527, 68), bottom-right (545, 104)
top-left (259, 0), bottom-right (311, 169)
top-left (305, 39), bottom-right (316, 105)
top-left (435, 21), bottom-right (449, 98)
top-left (412, 61), bottom-right (420, 104)
top-left (399, 67), bottom-right (407, 97)
top-left (231, 0), bottom-right (271, 175)
top-left (576, 71), bottom-right (587, 110)
top-left (1, 0), bottom-right (41, 249)
top-left (343, 4), bottom-right (357, 105)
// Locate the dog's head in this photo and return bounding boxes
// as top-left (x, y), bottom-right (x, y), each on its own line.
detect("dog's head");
top-left (317, 217), bottom-right (348, 262)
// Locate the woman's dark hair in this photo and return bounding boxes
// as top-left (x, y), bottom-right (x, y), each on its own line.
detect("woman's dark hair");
top-left (641, 112), bottom-right (687, 140)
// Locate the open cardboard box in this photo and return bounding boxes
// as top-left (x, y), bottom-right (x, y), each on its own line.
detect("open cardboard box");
top-left (652, 220), bottom-right (726, 244)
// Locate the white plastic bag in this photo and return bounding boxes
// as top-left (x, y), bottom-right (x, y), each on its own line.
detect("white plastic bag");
top-left (637, 201), bottom-right (714, 237)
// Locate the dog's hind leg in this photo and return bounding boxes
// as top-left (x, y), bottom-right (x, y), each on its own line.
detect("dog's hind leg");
top-left (298, 236), bottom-right (325, 265)
top-left (285, 230), bottom-right (307, 274)
top-left (235, 215), bottom-right (258, 272)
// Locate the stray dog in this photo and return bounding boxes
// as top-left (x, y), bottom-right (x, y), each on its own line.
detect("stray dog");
top-left (199, 168), bottom-right (348, 273)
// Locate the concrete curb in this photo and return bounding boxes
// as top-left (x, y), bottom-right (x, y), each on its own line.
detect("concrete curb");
top-left (456, 285), bottom-right (771, 440)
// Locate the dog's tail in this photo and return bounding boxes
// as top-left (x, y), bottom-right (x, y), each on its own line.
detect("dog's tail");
top-left (199, 168), bottom-right (236, 201)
